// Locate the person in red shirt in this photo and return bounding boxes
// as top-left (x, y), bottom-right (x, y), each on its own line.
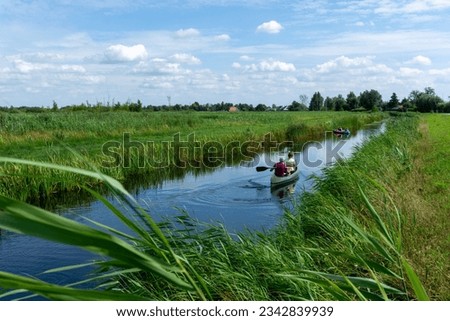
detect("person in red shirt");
top-left (274, 157), bottom-right (288, 177)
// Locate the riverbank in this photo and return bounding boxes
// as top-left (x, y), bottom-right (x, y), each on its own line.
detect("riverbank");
top-left (278, 113), bottom-right (448, 300)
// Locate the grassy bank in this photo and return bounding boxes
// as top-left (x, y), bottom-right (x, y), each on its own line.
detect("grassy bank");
top-left (0, 111), bottom-right (383, 202)
top-left (397, 114), bottom-right (449, 299)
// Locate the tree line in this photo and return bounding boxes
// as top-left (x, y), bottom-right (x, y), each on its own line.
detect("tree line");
top-left (1, 87), bottom-right (449, 113)
top-left (295, 87), bottom-right (449, 113)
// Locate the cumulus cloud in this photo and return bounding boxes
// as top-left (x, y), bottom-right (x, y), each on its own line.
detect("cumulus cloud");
top-left (13, 59), bottom-right (86, 73)
top-left (314, 56), bottom-right (392, 74)
top-left (256, 20), bottom-right (284, 34)
top-left (149, 58), bottom-right (186, 74)
top-left (429, 68), bottom-right (450, 76)
top-left (407, 55), bottom-right (432, 65)
top-left (259, 60), bottom-right (296, 72)
top-left (13, 59), bottom-right (43, 73)
top-left (399, 67), bottom-right (423, 77)
top-left (240, 55), bottom-right (253, 61)
top-left (234, 59), bottom-right (296, 72)
top-left (176, 28), bottom-right (200, 37)
top-left (232, 62), bottom-right (241, 69)
top-left (104, 44), bottom-right (148, 63)
top-left (214, 34), bottom-right (230, 41)
top-left (169, 53), bottom-right (201, 65)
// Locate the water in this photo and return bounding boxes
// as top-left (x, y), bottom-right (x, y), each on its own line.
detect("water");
top-left (0, 122), bottom-right (384, 297)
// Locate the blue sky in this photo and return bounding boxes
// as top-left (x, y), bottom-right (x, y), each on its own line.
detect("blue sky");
top-left (1, 0), bottom-right (450, 107)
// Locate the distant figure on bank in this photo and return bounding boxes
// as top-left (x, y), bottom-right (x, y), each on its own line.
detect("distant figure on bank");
top-left (274, 157), bottom-right (288, 177)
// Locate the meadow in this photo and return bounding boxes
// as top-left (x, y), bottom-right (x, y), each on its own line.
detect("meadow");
top-left (1, 111), bottom-right (447, 301)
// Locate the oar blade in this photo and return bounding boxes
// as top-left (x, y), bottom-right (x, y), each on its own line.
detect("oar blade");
top-left (256, 166), bottom-right (272, 172)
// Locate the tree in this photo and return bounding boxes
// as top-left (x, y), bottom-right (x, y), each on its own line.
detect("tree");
top-left (359, 89), bottom-right (383, 111)
top-left (333, 95), bottom-right (346, 111)
top-left (416, 93), bottom-right (443, 113)
top-left (309, 92), bottom-right (324, 111)
top-left (424, 87), bottom-right (435, 96)
top-left (129, 99), bottom-right (143, 112)
top-left (299, 94), bottom-right (309, 106)
top-left (324, 97), bottom-right (334, 111)
top-left (409, 87), bottom-right (443, 113)
top-left (288, 100), bottom-right (307, 111)
top-left (255, 103), bottom-right (267, 111)
top-left (387, 92), bottom-right (400, 110)
top-left (346, 92), bottom-right (358, 111)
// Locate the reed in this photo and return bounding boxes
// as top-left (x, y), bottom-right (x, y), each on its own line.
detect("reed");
top-left (0, 157), bottom-right (209, 300)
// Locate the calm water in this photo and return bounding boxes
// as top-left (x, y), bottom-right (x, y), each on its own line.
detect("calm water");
top-left (0, 122), bottom-right (384, 296)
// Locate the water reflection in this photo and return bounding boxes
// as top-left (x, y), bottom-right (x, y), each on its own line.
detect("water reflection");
top-left (271, 180), bottom-right (298, 200)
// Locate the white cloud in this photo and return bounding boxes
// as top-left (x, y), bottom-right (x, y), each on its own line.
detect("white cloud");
top-left (169, 53), bottom-right (201, 65)
top-left (175, 28), bottom-right (200, 38)
top-left (240, 55), bottom-right (253, 61)
top-left (373, 0), bottom-right (450, 15)
top-left (236, 59), bottom-right (296, 72)
top-left (13, 59), bottom-right (43, 73)
top-left (259, 60), bottom-right (296, 72)
top-left (429, 68), bottom-right (450, 76)
top-left (404, 0), bottom-right (450, 13)
top-left (256, 20), bottom-right (284, 34)
top-left (150, 58), bottom-right (185, 74)
top-left (399, 67), bottom-right (423, 77)
top-left (12, 58), bottom-right (86, 74)
top-left (407, 55), bottom-right (432, 65)
top-left (214, 34), bottom-right (230, 41)
top-left (104, 44), bottom-right (148, 63)
top-left (314, 56), bottom-right (389, 74)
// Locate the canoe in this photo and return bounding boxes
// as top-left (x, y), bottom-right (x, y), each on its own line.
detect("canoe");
top-left (333, 129), bottom-right (351, 136)
top-left (270, 167), bottom-right (299, 186)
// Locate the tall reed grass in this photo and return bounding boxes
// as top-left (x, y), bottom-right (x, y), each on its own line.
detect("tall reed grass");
top-left (0, 157), bottom-right (209, 300)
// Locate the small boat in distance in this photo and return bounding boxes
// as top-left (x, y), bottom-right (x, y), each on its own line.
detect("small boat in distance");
top-left (333, 128), bottom-right (351, 137)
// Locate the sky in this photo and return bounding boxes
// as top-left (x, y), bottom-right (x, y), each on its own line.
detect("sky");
top-left (1, 0), bottom-right (450, 107)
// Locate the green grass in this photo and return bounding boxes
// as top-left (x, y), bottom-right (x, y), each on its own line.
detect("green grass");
top-left (394, 114), bottom-right (449, 300)
top-left (423, 114), bottom-right (450, 201)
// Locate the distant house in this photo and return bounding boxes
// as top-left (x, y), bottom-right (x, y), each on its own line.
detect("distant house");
top-left (228, 106), bottom-right (238, 112)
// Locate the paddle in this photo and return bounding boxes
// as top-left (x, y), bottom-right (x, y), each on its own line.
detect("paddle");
top-left (256, 166), bottom-right (274, 172)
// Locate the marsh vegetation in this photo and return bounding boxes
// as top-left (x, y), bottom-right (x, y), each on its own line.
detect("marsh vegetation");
top-left (0, 110), bottom-right (447, 301)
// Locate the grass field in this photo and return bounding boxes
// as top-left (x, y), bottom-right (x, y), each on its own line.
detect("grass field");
top-left (1, 110), bottom-right (380, 155)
